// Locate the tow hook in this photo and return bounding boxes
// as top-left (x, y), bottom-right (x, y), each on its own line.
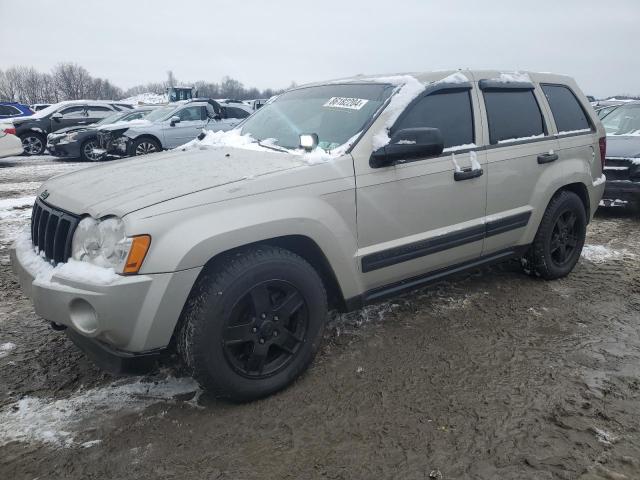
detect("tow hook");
top-left (50, 321), bottom-right (67, 331)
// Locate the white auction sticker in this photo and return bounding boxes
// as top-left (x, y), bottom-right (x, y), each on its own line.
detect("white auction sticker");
top-left (323, 97), bottom-right (369, 110)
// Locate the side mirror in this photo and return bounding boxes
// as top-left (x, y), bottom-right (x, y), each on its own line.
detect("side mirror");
top-left (369, 127), bottom-right (444, 168)
top-left (169, 115), bottom-right (181, 126)
top-left (51, 112), bottom-right (63, 122)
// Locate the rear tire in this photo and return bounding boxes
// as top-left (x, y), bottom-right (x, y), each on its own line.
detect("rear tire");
top-left (20, 132), bottom-right (46, 156)
top-left (178, 245), bottom-right (328, 402)
top-left (522, 190), bottom-right (587, 280)
top-left (131, 137), bottom-right (160, 156)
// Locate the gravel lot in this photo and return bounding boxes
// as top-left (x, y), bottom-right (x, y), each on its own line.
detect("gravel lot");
top-left (1, 155), bottom-right (639, 479)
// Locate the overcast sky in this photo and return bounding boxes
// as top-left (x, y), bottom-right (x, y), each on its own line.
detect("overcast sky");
top-left (1, 0), bottom-right (637, 97)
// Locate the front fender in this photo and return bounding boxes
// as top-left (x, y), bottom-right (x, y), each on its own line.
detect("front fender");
top-left (127, 192), bottom-right (362, 301)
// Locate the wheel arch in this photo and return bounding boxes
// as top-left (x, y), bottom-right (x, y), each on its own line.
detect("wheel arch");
top-left (167, 234), bottom-right (347, 352)
top-left (555, 182), bottom-right (591, 222)
top-left (195, 234), bottom-right (346, 312)
top-left (131, 133), bottom-right (163, 149)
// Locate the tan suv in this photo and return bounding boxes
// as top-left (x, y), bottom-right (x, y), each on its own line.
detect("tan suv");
top-left (11, 70), bottom-right (605, 401)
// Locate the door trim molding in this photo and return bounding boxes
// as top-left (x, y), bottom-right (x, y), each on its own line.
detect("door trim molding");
top-left (361, 211), bottom-right (531, 273)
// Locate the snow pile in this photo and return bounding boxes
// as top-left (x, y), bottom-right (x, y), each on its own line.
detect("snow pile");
top-left (14, 229), bottom-right (120, 286)
top-left (121, 92), bottom-right (168, 105)
top-left (581, 244), bottom-right (632, 263)
top-left (593, 174), bottom-right (606, 186)
top-left (492, 71), bottom-right (531, 83)
top-left (371, 75), bottom-right (426, 150)
top-left (179, 128), bottom-right (356, 166)
top-left (0, 376), bottom-right (199, 447)
top-left (0, 342), bottom-right (16, 359)
top-left (0, 196), bottom-right (34, 219)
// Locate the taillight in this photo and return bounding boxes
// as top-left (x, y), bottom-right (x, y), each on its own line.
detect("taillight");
top-left (598, 136), bottom-right (607, 170)
top-left (3, 127), bottom-right (16, 135)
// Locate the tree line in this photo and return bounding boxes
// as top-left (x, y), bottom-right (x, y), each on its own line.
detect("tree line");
top-left (0, 63), bottom-right (290, 105)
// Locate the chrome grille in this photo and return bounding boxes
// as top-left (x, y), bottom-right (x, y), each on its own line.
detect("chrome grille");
top-left (30, 198), bottom-right (79, 264)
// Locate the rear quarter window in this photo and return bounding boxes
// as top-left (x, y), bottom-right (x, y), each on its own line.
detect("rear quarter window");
top-left (542, 84), bottom-right (591, 133)
top-left (483, 90), bottom-right (545, 144)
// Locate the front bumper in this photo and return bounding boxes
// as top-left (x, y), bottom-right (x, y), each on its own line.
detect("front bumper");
top-left (603, 180), bottom-right (640, 207)
top-left (47, 141), bottom-right (81, 158)
top-left (10, 241), bottom-right (201, 372)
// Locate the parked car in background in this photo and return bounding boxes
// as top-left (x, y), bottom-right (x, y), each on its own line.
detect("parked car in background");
top-left (600, 101), bottom-right (640, 209)
top-left (0, 102), bottom-right (33, 119)
top-left (244, 98), bottom-right (268, 110)
top-left (0, 127), bottom-right (23, 158)
top-left (30, 103), bottom-right (51, 112)
top-left (11, 70), bottom-right (604, 401)
top-left (10, 100), bottom-right (127, 155)
top-left (47, 106), bottom-right (156, 161)
top-left (596, 104), bottom-right (621, 119)
top-left (95, 99), bottom-right (251, 158)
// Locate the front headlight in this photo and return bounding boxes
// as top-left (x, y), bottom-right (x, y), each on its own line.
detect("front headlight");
top-left (67, 132), bottom-right (78, 142)
top-left (71, 217), bottom-right (150, 274)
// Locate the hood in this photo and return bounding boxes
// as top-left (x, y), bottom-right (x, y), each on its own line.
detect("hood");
top-left (39, 147), bottom-right (307, 217)
top-left (50, 125), bottom-right (92, 136)
top-left (606, 135), bottom-right (640, 159)
top-left (98, 119), bottom-right (152, 132)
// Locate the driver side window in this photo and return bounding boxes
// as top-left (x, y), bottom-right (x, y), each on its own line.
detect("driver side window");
top-left (59, 106), bottom-right (87, 118)
top-left (393, 90), bottom-right (475, 149)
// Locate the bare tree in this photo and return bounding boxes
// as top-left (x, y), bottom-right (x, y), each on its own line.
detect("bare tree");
top-left (52, 62), bottom-right (92, 100)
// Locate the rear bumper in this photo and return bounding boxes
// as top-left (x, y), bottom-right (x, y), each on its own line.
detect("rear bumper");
top-left (603, 180), bottom-right (640, 206)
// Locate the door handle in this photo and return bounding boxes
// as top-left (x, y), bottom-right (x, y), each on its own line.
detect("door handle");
top-left (454, 168), bottom-right (483, 181)
top-left (537, 152), bottom-right (558, 164)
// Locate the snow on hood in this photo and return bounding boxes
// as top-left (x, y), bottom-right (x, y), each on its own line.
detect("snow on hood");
top-left (179, 128), bottom-right (357, 165)
top-left (97, 118), bottom-right (152, 131)
top-left (39, 141), bottom-right (308, 217)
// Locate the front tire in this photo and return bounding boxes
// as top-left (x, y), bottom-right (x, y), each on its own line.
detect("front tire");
top-left (131, 137), bottom-right (160, 156)
top-left (20, 132), bottom-right (46, 156)
top-left (80, 138), bottom-right (101, 162)
top-left (178, 246), bottom-right (328, 401)
top-left (522, 190), bottom-right (587, 280)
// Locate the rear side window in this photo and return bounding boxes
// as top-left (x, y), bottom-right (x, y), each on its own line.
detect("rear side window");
top-left (0, 105), bottom-right (21, 116)
top-left (542, 84), bottom-right (591, 133)
top-left (393, 90), bottom-right (474, 148)
top-left (483, 90), bottom-right (544, 144)
top-left (225, 107), bottom-right (250, 119)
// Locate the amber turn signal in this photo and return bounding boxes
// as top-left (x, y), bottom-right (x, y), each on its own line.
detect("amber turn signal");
top-left (123, 235), bottom-right (151, 274)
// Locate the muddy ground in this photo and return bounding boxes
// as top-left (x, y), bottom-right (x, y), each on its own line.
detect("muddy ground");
top-left (1, 155), bottom-right (639, 479)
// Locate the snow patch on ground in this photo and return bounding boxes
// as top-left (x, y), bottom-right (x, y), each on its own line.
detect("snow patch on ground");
top-left (581, 244), bottom-right (632, 263)
top-left (0, 342), bottom-right (16, 358)
top-left (0, 196), bottom-right (35, 219)
top-left (0, 376), bottom-right (200, 447)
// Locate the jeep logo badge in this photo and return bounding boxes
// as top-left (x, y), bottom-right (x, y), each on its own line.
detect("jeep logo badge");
top-left (39, 190), bottom-right (49, 200)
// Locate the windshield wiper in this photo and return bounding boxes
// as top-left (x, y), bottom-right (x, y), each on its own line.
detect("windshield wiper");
top-left (257, 140), bottom-right (290, 153)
